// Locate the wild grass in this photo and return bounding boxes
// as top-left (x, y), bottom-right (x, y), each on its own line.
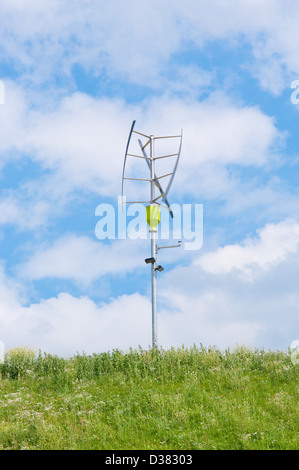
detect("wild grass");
top-left (0, 345), bottom-right (298, 450)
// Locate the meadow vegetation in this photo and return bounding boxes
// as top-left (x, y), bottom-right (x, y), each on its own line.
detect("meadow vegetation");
top-left (0, 345), bottom-right (298, 450)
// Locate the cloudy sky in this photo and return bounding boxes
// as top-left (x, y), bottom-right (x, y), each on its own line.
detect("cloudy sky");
top-left (0, 0), bottom-right (299, 356)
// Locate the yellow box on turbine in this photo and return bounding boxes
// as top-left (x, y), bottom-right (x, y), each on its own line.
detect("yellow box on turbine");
top-left (146, 205), bottom-right (161, 230)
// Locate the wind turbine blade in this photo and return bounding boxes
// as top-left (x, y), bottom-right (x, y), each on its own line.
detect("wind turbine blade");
top-left (138, 139), bottom-right (174, 218)
top-left (163, 130), bottom-right (183, 199)
top-left (121, 120), bottom-right (136, 200)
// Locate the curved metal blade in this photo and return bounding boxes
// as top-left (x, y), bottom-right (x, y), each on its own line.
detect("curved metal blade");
top-left (121, 120), bottom-right (136, 200)
top-left (138, 139), bottom-right (174, 218)
top-left (163, 129), bottom-right (183, 200)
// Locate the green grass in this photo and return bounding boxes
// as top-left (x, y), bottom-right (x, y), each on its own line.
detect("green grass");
top-left (0, 345), bottom-right (298, 450)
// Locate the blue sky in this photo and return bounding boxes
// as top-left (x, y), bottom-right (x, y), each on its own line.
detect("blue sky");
top-left (0, 0), bottom-right (299, 356)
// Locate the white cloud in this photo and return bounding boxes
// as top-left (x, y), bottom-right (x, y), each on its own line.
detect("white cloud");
top-left (0, 81), bottom-right (27, 161)
top-left (247, 54), bottom-right (289, 96)
top-left (0, 271), bottom-right (268, 356)
top-left (20, 292), bottom-right (152, 356)
top-left (1, 215), bottom-right (299, 355)
top-left (28, 92), bottom-right (280, 179)
top-left (196, 218), bottom-right (299, 279)
top-left (157, 224), bottom-right (299, 351)
top-left (18, 235), bottom-right (146, 285)
top-left (158, 290), bottom-right (264, 350)
top-left (0, 0), bottom-right (182, 86)
top-left (172, 96), bottom-right (280, 167)
top-left (0, 288), bottom-right (152, 356)
top-left (1, 0), bottom-right (298, 94)
top-left (0, 193), bottom-right (53, 230)
top-left (1, 1), bottom-right (299, 358)
top-left (26, 93), bottom-right (136, 194)
top-left (220, 177), bottom-right (299, 219)
top-left (0, 84), bottom-right (283, 214)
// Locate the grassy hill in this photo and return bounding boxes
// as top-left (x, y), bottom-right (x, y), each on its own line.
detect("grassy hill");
top-left (0, 345), bottom-right (298, 450)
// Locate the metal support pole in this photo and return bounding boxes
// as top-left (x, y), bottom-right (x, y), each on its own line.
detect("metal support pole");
top-left (150, 136), bottom-right (158, 349)
top-left (151, 230), bottom-right (157, 349)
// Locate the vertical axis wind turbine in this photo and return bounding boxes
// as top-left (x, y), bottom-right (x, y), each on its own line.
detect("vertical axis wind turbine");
top-left (122, 121), bottom-right (183, 349)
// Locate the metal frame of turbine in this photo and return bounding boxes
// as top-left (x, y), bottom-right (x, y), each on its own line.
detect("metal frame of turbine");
top-left (122, 120), bottom-right (183, 349)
